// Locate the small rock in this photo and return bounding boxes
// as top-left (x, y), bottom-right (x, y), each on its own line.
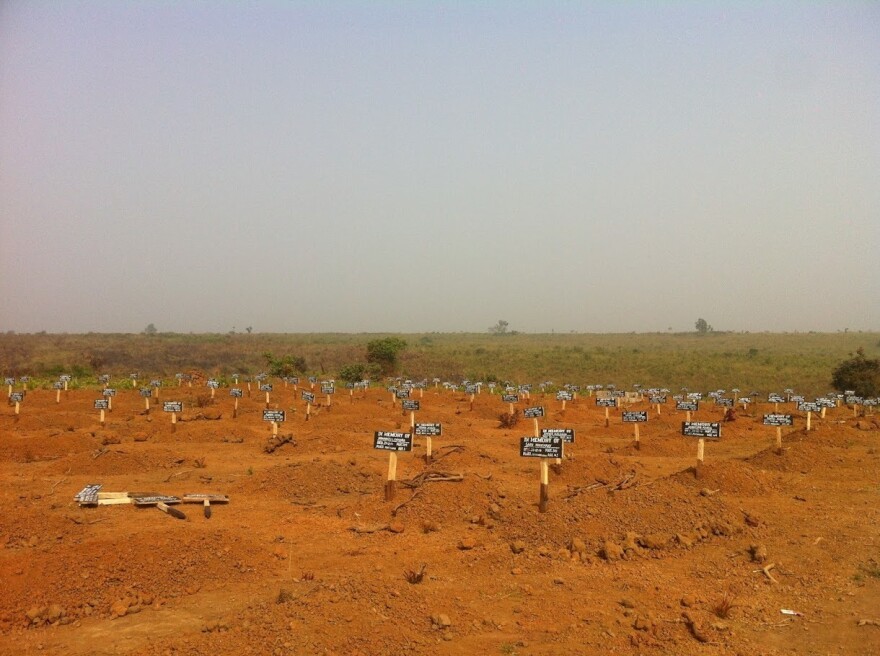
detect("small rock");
top-left (458, 537), bottom-right (477, 550)
top-left (553, 577), bottom-right (565, 585)
top-left (25, 607), bottom-right (45, 623)
top-left (45, 605), bottom-right (64, 622)
top-left (569, 537), bottom-right (587, 554)
top-left (510, 567), bottom-right (523, 576)
top-left (619, 598), bottom-right (636, 609)
top-left (272, 545), bottom-right (288, 560)
top-left (432, 613), bottom-right (452, 628)
top-left (633, 615), bottom-right (653, 631)
top-left (510, 540), bottom-right (526, 554)
top-left (109, 600), bottom-right (129, 618)
top-left (680, 595), bottom-right (695, 608)
top-left (537, 545), bottom-right (552, 557)
top-left (388, 522), bottom-right (405, 534)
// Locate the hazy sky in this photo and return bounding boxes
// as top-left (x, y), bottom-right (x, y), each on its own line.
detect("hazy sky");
top-left (1, 1), bottom-right (878, 334)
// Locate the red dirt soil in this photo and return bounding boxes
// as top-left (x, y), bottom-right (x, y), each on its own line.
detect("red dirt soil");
top-left (1, 385), bottom-right (878, 655)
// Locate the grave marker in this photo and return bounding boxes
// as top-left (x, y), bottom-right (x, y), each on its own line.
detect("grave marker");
top-left (763, 413), bottom-right (793, 453)
top-left (374, 431), bottom-right (412, 501)
top-left (682, 421), bottom-right (721, 476)
top-left (163, 401), bottom-right (183, 432)
top-left (622, 410), bottom-right (648, 449)
top-left (520, 435), bottom-right (563, 512)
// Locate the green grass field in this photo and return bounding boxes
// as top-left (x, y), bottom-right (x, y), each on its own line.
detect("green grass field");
top-left (3, 331), bottom-right (878, 396)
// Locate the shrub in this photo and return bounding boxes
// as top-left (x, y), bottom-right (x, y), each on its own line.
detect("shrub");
top-left (366, 338), bottom-right (407, 375)
top-left (832, 348), bottom-right (880, 397)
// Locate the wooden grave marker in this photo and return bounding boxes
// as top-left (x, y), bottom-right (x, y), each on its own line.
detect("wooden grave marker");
top-left (261, 383), bottom-right (273, 408)
top-left (415, 422), bottom-right (441, 464)
top-left (596, 396), bottom-right (616, 427)
top-left (140, 387), bottom-right (152, 415)
top-left (302, 390), bottom-right (315, 421)
top-left (263, 408), bottom-right (285, 437)
top-left (556, 389), bottom-right (573, 413)
top-left (520, 435), bottom-right (563, 512)
top-left (622, 410), bottom-right (648, 449)
top-left (230, 388), bottom-right (243, 418)
top-left (798, 401), bottom-right (820, 431)
top-left (676, 399), bottom-right (698, 422)
top-left (321, 382), bottom-right (334, 409)
top-left (102, 387), bottom-right (116, 412)
top-left (374, 431), bottom-right (412, 501)
top-left (163, 401), bottom-right (183, 432)
top-left (681, 421), bottom-right (721, 477)
top-left (763, 413), bottom-right (793, 453)
top-left (94, 398), bottom-right (109, 427)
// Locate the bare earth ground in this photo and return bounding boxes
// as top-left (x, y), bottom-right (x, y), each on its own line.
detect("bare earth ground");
top-left (1, 385), bottom-right (878, 655)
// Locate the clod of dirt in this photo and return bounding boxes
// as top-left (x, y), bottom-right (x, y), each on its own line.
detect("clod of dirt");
top-left (601, 540), bottom-right (624, 561)
top-left (749, 543), bottom-right (768, 563)
top-left (638, 533), bottom-right (669, 550)
top-left (675, 533), bottom-right (695, 548)
top-left (742, 511), bottom-right (762, 527)
top-left (569, 537), bottom-right (587, 555)
top-left (682, 611), bottom-right (710, 643)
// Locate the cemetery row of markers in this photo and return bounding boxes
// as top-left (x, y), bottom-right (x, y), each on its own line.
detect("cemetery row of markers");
top-left (7, 375), bottom-right (875, 513)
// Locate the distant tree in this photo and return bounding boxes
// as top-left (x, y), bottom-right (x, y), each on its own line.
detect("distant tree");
top-left (338, 363), bottom-right (368, 384)
top-left (143, 323), bottom-right (158, 335)
top-left (695, 318), bottom-right (713, 334)
top-left (489, 320), bottom-right (509, 335)
top-left (366, 337), bottom-right (407, 375)
top-left (832, 348), bottom-right (880, 397)
top-left (245, 326), bottom-right (253, 334)
top-left (262, 352), bottom-right (306, 377)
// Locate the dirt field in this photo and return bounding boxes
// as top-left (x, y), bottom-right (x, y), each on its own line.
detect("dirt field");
top-left (1, 383), bottom-right (878, 655)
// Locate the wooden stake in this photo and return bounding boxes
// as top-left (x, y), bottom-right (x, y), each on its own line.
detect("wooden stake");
top-left (776, 426), bottom-right (782, 454)
top-left (171, 412), bottom-right (177, 433)
top-left (107, 396), bottom-right (113, 412)
top-left (539, 459), bottom-right (549, 513)
top-left (326, 394), bottom-right (331, 409)
top-left (99, 408), bottom-right (105, 427)
top-left (56, 388), bottom-right (61, 404)
top-left (634, 422), bottom-right (640, 449)
top-left (385, 452), bottom-right (397, 501)
top-left (306, 402), bottom-right (311, 421)
top-left (604, 406), bottom-right (610, 428)
top-left (426, 435), bottom-right (432, 464)
top-left (469, 393), bottom-right (474, 411)
top-left (272, 421), bottom-right (278, 437)
top-left (820, 406), bottom-right (826, 419)
top-left (695, 438), bottom-right (705, 477)
top-left (233, 397), bottom-right (238, 418)
top-left (144, 397), bottom-right (150, 414)
top-left (265, 392), bottom-right (270, 408)
top-left (686, 410), bottom-right (692, 423)
top-left (806, 411), bottom-right (812, 431)
top-left (210, 387), bottom-right (215, 399)
top-left (656, 403), bottom-right (661, 417)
